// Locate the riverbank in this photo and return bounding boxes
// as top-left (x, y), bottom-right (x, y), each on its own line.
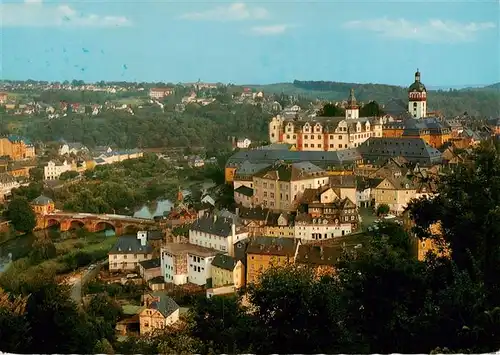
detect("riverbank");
top-left (0, 231), bottom-right (117, 293)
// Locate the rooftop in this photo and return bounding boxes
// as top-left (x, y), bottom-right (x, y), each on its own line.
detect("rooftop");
top-left (246, 236), bottom-right (299, 257)
top-left (162, 242), bottom-right (219, 257)
top-left (109, 235), bottom-right (153, 254)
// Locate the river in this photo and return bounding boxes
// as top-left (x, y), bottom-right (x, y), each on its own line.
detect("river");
top-left (0, 181), bottom-right (216, 268)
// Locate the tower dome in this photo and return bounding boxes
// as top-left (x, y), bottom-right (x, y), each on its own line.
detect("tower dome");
top-left (408, 69), bottom-right (426, 93)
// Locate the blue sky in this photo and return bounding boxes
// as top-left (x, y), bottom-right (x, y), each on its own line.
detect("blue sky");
top-left (1, 0), bottom-right (499, 87)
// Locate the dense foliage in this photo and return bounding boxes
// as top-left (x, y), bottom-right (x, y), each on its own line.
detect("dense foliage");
top-left (6, 197), bottom-right (37, 232)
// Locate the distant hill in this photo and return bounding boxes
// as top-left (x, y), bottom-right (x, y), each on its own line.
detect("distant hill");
top-left (248, 80), bottom-right (500, 118)
top-left (483, 82), bottom-right (500, 90)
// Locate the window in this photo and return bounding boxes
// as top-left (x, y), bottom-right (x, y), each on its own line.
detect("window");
top-left (311, 144), bottom-right (315, 148)
top-left (304, 144), bottom-right (308, 148)
top-left (317, 135), bottom-right (321, 139)
top-left (338, 144), bottom-right (342, 148)
top-left (338, 135), bottom-right (342, 140)
top-left (330, 144), bottom-right (334, 148)
top-left (318, 144), bottom-right (322, 148)
top-left (286, 134), bottom-right (290, 139)
top-left (304, 135), bottom-right (308, 139)
top-left (134, 254), bottom-right (137, 259)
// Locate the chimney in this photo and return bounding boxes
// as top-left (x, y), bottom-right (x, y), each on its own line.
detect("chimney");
top-left (137, 231), bottom-right (147, 247)
top-left (231, 222), bottom-right (236, 237)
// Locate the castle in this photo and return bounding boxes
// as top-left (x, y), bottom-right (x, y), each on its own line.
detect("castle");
top-left (269, 89), bottom-right (383, 152)
top-left (270, 70), bottom-right (451, 151)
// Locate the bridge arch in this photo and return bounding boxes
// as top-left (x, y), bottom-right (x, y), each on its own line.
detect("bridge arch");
top-left (123, 224), bottom-right (140, 235)
top-left (95, 221), bottom-right (116, 232)
top-left (47, 218), bottom-right (61, 228)
top-left (69, 220), bottom-right (85, 230)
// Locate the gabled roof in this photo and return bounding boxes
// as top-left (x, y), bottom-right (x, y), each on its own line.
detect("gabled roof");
top-left (109, 235), bottom-right (153, 254)
top-left (190, 214), bottom-right (243, 237)
top-left (211, 254), bottom-right (236, 271)
top-left (145, 294), bottom-right (179, 318)
top-left (295, 244), bottom-right (342, 266)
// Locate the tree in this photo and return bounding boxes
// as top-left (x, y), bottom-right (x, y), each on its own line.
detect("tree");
top-left (376, 203), bottom-right (390, 216)
top-left (360, 101), bottom-right (384, 117)
top-left (7, 197), bottom-right (36, 232)
top-left (318, 103), bottom-right (345, 117)
top-left (29, 236), bottom-right (57, 263)
top-left (407, 141), bottom-right (500, 303)
top-left (29, 167), bottom-right (44, 182)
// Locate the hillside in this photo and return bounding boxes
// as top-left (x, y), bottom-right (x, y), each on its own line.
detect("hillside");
top-left (249, 80), bottom-right (500, 118)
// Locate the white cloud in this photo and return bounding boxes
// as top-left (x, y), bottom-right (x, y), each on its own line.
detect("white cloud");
top-left (250, 24), bottom-right (291, 36)
top-left (0, 0), bottom-right (131, 27)
top-left (343, 18), bottom-right (496, 43)
top-left (180, 2), bottom-right (269, 21)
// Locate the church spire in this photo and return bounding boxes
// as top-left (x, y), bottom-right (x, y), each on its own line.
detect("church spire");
top-left (347, 88), bottom-right (357, 107)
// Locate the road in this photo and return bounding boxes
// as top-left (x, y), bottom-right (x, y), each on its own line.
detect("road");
top-left (70, 260), bottom-right (108, 304)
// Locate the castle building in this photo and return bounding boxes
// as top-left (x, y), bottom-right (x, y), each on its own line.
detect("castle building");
top-left (0, 136), bottom-right (35, 161)
top-left (269, 89), bottom-right (383, 152)
top-left (408, 69), bottom-right (427, 119)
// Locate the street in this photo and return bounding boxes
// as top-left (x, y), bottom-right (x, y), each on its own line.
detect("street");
top-left (69, 260), bottom-right (108, 304)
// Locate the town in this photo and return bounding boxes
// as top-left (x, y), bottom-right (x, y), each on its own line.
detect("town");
top-left (0, 65), bottom-right (499, 353)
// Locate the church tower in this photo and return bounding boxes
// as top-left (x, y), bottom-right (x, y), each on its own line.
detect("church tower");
top-left (345, 88), bottom-right (359, 119)
top-left (408, 69), bottom-right (427, 119)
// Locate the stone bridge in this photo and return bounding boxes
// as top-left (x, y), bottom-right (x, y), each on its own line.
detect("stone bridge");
top-left (37, 212), bottom-right (157, 236)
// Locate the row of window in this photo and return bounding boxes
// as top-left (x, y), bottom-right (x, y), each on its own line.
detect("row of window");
top-left (113, 254), bottom-right (148, 260)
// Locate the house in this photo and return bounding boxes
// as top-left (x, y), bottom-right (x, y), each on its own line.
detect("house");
top-left (236, 138), bottom-right (252, 149)
top-left (0, 173), bottom-right (20, 201)
top-left (262, 212), bottom-right (295, 238)
top-left (44, 160), bottom-right (72, 180)
top-left (246, 237), bottom-right (300, 285)
top-left (138, 258), bottom-right (162, 282)
top-left (0, 92), bottom-right (7, 104)
top-left (189, 156), bottom-right (205, 168)
top-left (108, 232), bottom-right (154, 272)
top-left (58, 142), bottom-right (89, 156)
top-left (234, 186), bottom-right (253, 208)
top-left (295, 213), bottom-right (353, 243)
top-left (373, 177), bottom-right (417, 215)
top-left (149, 88), bottom-right (174, 99)
top-left (294, 244), bottom-right (339, 276)
top-left (355, 177), bottom-right (382, 208)
top-left (252, 161), bottom-right (330, 211)
top-left (161, 243), bottom-right (218, 286)
top-left (93, 146), bottom-right (113, 155)
top-left (31, 195), bottom-right (55, 215)
top-left (189, 214), bottom-right (249, 256)
top-left (232, 161), bottom-right (270, 188)
top-left (211, 253), bottom-right (245, 289)
top-left (139, 292), bottom-right (180, 335)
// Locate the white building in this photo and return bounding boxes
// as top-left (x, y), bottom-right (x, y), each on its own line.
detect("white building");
top-left (0, 173), bottom-right (20, 201)
top-left (408, 69), bottom-right (427, 119)
top-left (236, 138), bottom-right (252, 149)
top-left (149, 88), bottom-right (174, 99)
top-left (294, 214), bottom-right (352, 243)
top-left (44, 160), bottom-right (72, 180)
top-left (161, 243), bottom-right (218, 286)
top-left (189, 214), bottom-right (249, 256)
top-left (108, 233), bottom-right (154, 272)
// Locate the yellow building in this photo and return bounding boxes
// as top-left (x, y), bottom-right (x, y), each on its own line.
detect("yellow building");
top-left (210, 254), bottom-right (245, 289)
top-left (31, 195), bottom-right (55, 215)
top-left (246, 237), bottom-right (300, 284)
top-left (0, 136), bottom-right (36, 161)
top-left (373, 177), bottom-right (416, 215)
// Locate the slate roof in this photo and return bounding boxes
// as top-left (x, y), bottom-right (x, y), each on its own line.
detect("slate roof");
top-left (226, 149), bottom-right (361, 169)
top-left (254, 161), bottom-right (326, 182)
top-left (358, 137), bottom-right (442, 166)
top-left (237, 205), bottom-right (269, 221)
top-left (234, 185), bottom-right (254, 197)
top-left (234, 161), bottom-right (271, 180)
top-left (211, 253), bottom-right (236, 271)
top-left (109, 235), bottom-right (153, 254)
top-left (138, 258), bottom-right (161, 269)
top-left (66, 142), bottom-right (87, 150)
top-left (31, 195), bottom-right (53, 205)
top-left (295, 245), bottom-right (342, 266)
top-left (7, 135), bottom-right (32, 146)
top-left (329, 175), bottom-right (357, 188)
top-left (147, 294), bottom-right (179, 318)
top-left (190, 214), bottom-right (241, 237)
top-left (246, 237), bottom-right (299, 257)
